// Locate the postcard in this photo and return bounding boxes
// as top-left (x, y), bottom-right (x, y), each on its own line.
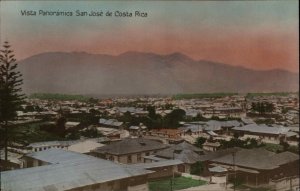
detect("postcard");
top-left (0, 1), bottom-right (299, 191)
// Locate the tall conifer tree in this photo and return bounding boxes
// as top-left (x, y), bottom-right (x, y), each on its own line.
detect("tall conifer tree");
top-left (0, 41), bottom-right (24, 161)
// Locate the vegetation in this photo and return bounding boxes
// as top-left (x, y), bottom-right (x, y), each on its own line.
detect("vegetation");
top-left (258, 142), bottom-right (299, 154)
top-left (254, 118), bottom-right (275, 125)
top-left (29, 93), bottom-right (91, 101)
top-left (149, 176), bottom-right (206, 191)
top-left (194, 137), bottom-right (207, 148)
top-left (10, 122), bottom-right (65, 144)
top-left (163, 109), bottom-right (186, 128)
top-left (80, 127), bottom-right (102, 138)
top-left (246, 92), bottom-right (294, 98)
top-left (0, 41), bottom-right (25, 161)
top-left (173, 93), bottom-right (238, 100)
top-left (190, 161), bottom-right (204, 175)
top-left (251, 102), bottom-right (275, 114)
top-left (262, 143), bottom-right (284, 153)
top-left (218, 137), bottom-right (263, 149)
top-left (117, 107), bottom-right (186, 129)
top-left (66, 112), bottom-right (100, 126)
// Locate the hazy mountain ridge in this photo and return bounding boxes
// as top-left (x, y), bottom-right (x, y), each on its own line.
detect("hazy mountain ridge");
top-left (17, 51), bottom-right (299, 95)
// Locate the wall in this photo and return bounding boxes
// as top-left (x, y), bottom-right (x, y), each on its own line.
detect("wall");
top-left (110, 151), bottom-right (155, 164)
top-left (270, 176), bottom-right (299, 191)
top-left (128, 183), bottom-right (149, 191)
top-left (147, 166), bottom-right (175, 180)
top-left (68, 177), bottom-right (149, 191)
top-left (211, 175), bottom-right (226, 184)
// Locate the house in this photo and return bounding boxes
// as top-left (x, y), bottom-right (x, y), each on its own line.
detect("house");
top-left (214, 107), bottom-right (245, 118)
top-left (208, 166), bottom-right (228, 184)
top-left (114, 107), bottom-right (148, 117)
top-left (153, 141), bottom-right (204, 173)
top-left (179, 124), bottom-right (203, 136)
top-left (91, 138), bottom-right (168, 164)
top-left (128, 123), bottom-right (147, 136)
top-left (207, 148), bottom-right (299, 188)
top-left (148, 128), bottom-right (183, 141)
top-left (67, 139), bottom-right (104, 154)
top-left (96, 126), bottom-right (121, 139)
top-left (65, 121), bottom-right (80, 129)
top-left (232, 124), bottom-right (297, 144)
top-left (98, 118), bottom-right (124, 129)
top-left (129, 159), bottom-right (183, 180)
top-left (27, 140), bottom-right (76, 152)
top-left (202, 141), bottom-right (221, 151)
top-left (26, 139), bottom-right (105, 154)
top-left (204, 120), bottom-right (241, 135)
top-left (241, 117), bottom-right (255, 125)
top-left (0, 150), bottom-right (24, 171)
top-left (198, 147), bottom-right (241, 176)
top-left (0, 159), bottom-right (20, 171)
top-left (3, 149), bottom-right (152, 191)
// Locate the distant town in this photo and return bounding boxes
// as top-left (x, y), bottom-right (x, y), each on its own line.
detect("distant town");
top-left (1, 92), bottom-right (299, 191)
top-left (1, 1), bottom-right (299, 190)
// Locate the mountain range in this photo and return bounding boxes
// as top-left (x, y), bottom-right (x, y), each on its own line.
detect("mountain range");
top-left (17, 51), bottom-right (299, 95)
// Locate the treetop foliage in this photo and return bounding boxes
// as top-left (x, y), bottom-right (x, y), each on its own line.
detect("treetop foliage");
top-left (0, 41), bottom-right (25, 122)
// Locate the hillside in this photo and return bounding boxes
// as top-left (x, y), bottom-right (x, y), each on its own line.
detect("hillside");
top-left (17, 51), bottom-right (299, 95)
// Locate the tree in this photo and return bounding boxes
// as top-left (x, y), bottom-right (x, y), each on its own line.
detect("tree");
top-left (251, 102), bottom-right (274, 114)
top-left (280, 140), bottom-right (290, 151)
top-left (195, 137), bottom-right (207, 148)
top-left (163, 109), bottom-right (186, 128)
top-left (248, 138), bottom-right (258, 148)
top-left (55, 116), bottom-right (66, 136)
top-left (81, 127), bottom-right (102, 138)
top-left (190, 161), bottom-right (204, 175)
top-left (233, 132), bottom-right (240, 139)
top-left (265, 102), bottom-right (275, 113)
top-left (147, 106), bottom-right (156, 119)
top-left (0, 41), bottom-right (25, 161)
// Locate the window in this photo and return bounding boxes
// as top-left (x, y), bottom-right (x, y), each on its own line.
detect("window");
top-left (145, 152), bottom-right (150, 156)
top-left (137, 154), bottom-right (141, 162)
top-left (127, 155), bottom-right (132, 163)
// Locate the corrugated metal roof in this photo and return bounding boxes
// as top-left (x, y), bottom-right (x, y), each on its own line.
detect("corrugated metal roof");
top-left (129, 159), bottom-right (183, 169)
top-left (93, 138), bottom-right (168, 155)
top-left (232, 124), bottom-right (290, 135)
top-left (99, 118), bottom-right (123, 127)
top-left (210, 148), bottom-right (299, 170)
top-left (1, 149), bottom-right (152, 191)
top-left (143, 155), bottom-right (168, 161)
top-left (28, 140), bottom-right (78, 148)
top-left (155, 142), bottom-right (203, 164)
top-left (209, 166), bottom-right (227, 173)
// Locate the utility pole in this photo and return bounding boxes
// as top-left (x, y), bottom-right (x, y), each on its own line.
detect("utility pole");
top-left (232, 151), bottom-right (236, 191)
top-left (170, 151), bottom-right (175, 191)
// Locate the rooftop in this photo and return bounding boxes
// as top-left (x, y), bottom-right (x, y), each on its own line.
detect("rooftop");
top-left (210, 148), bottom-right (299, 170)
top-left (232, 124), bottom-right (290, 135)
top-left (92, 138), bottom-right (168, 155)
top-left (129, 159), bottom-right (183, 169)
top-left (1, 149), bottom-right (152, 191)
top-left (155, 141), bottom-right (204, 164)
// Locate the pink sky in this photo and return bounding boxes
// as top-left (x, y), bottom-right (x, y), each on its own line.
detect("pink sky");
top-left (1, 1), bottom-right (299, 72)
